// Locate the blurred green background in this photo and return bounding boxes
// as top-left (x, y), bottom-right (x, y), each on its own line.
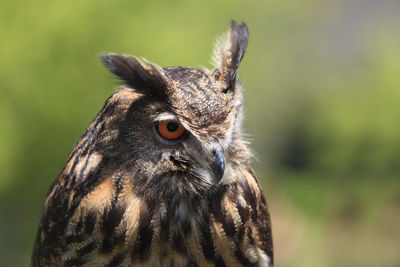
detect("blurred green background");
top-left (1, 0), bottom-right (399, 266)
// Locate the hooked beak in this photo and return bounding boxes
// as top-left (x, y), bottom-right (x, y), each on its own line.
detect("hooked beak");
top-left (210, 149), bottom-right (225, 183)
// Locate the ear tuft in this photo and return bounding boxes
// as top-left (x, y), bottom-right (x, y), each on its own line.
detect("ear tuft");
top-left (100, 53), bottom-right (169, 100)
top-left (211, 21), bottom-right (249, 92)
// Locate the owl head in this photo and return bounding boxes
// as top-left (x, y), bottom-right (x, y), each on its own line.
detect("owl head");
top-left (94, 21), bottom-right (249, 199)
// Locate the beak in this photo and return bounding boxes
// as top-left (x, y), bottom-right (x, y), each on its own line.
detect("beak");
top-left (210, 149), bottom-right (225, 183)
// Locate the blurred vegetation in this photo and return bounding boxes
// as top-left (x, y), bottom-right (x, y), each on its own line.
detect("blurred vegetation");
top-left (1, 0), bottom-right (399, 266)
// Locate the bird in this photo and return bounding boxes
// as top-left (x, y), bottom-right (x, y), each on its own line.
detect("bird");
top-left (31, 21), bottom-right (273, 267)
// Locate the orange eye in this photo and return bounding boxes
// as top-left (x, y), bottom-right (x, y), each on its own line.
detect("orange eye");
top-left (157, 120), bottom-right (185, 140)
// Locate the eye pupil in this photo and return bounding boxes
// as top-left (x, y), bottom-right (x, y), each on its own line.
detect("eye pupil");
top-left (166, 121), bottom-right (179, 132)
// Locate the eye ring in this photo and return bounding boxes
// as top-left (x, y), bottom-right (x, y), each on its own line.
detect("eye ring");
top-left (156, 120), bottom-right (186, 140)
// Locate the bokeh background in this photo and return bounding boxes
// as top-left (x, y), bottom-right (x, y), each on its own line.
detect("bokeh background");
top-left (1, 0), bottom-right (399, 266)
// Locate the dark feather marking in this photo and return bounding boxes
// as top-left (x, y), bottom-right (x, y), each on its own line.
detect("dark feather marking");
top-left (256, 201), bottom-right (274, 264)
top-left (75, 215), bottom-right (83, 233)
top-left (231, 187), bottom-right (250, 243)
top-left (132, 198), bottom-right (156, 261)
top-left (77, 241), bottom-right (97, 257)
top-left (208, 185), bottom-right (236, 237)
top-left (181, 216), bottom-right (192, 236)
top-left (32, 186), bottom-right (69, 262)
top-left (241, 180), bottom-right (257, 221)
top-left (247, 227), bottom-right (255, 245)
top-left (67, 151), bottom-right (85, 184)
top-left (185, 256), bottom-right (200, 267)
top-left (71, 156), bottom-right (110, 212)
top-left (172, 231), bottom-right (186, 253)
top-left (241, 168), bottom-right (274, 263)
top-left (198, 211), bottom-right (215, 261)
top-left (215, 256), bottom-right (227, 267)
top-left (101, 203), bottom-right (126, 253)
top-left (85, 211), bottom-right (97, 235)
top-left (198, 186), bottom-right (231, 261)
top-left (237, 224), bottom-right (245, 241)
top-left (63, 257), bottom-right (86, 266)
top-left (222, 214), bottom-right (236, 237)
top-left (65, 234), bottom-right (86, 245)
top-left (208, 185), bottom-right (228, 222)
top-left (159, 219), bottom-right (170, 243)
top-left (243, 169), bottom-right (274, 263)
top-left (106, 253), bottom-right (125, 267)
top-left (112, 172), bottom-right (125, 207)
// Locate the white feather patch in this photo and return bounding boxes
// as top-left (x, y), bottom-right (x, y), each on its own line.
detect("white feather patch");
top-left (257, 248), bottom-right (271, 267)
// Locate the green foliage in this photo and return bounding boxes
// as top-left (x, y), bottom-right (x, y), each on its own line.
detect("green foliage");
top-left (305, 35), bottom-right (400, 175)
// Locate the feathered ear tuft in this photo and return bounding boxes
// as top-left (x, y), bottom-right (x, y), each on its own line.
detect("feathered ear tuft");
top-left (211, 21), bottom-right (249, 93)
top-left (100, 53), bottom-right (169, 100)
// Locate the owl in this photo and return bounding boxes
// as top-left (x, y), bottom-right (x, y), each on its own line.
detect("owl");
top-left (31, 21), bottom-right (273, 267)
